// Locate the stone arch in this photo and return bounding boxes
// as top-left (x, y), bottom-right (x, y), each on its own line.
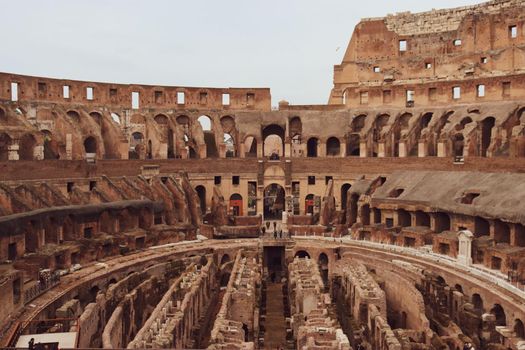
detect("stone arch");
top-left (89, 111), bottom-right (102, 126)
top-left (471, 293), bottom-right (483, 312)
top-left (198, 115), bottom-right (212, 131)
top-left (154, 114), bottom-right (169, 125)
top-left (220, 115), bottom-right (236, 133)
top-left (19, 133), bottom-right (36, 160)
top-left (514, 319), bottom-right (525, 339)
top-left (198, 115), bottom-right (218, 158)
top-left (305, 194), bottom-right (315, 215)
top-left (307, 137), bottom-right (319, 157)
top-left (129, 132), bottom-right (145, 159)
top-left (66, 110), bottom-right (80, 123)
top-left (351, 115), bottom-right (366, 133)
top-left (41, 130), bottom-right (59, 160)
top-left (223, 132), bottom-right (236, 158)
top-left (83, 136), bottom-right (97, 154)
top-left (264, 184), bottom-right (285, 220)
top-left (494, 220), bottom-right (510, 244)
top-left (289, 116), bottom-right (302, 137)
top-left (340, 183), bottom-right (352, 211)
top-left (195, 185), bottom-right (206, 214)
top-left (490, 304), bottom-right (506, 326)
top-left (318, 252), bottom-right (329, 285)
top-left (176, 115), bottom-right (190, 125)
top-left (229, 193), bottom-right (243, 216)
top-left (480, 116), bottom-right (495, 157)
top-left (453, 134), bottom-right (465, 157)
top-left (326, 137), bottom-right (341, 156)
top-left (220, 254), bottom-right (231, 266)
top-left (295, 250), bottom-right (310, 259)
top-left (262, 124), bottom-right (285, 158)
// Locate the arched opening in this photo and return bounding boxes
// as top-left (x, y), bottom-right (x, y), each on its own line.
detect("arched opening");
top-left (0, 133), bottom-right (11, 161)
top-left (351, 115), bottom-right (366, 133)
top-left (220, 254), bottom-right (231, 265)
top-left (295, 250), bottom-right (310, 259)
top-left (480, 117), bottom-right (495, 157)
top-left (195, 186), bottom-right (206, 215)
top-left (490, 304), bottom-right (506, 326)
top-left (393, 113), bottom-right (412, 157)
top-left (19, 134), bottom-right (36, 160)
top-left (89, 285), bottom-right (100, 303)
top-left (454, 284), bottom-right (463, 294)
top-left (229, 193), bottom-right (243, 216)
top-left (453, 134), bottom-right (464, 157)
top-left (340, 184), bottom-right (352, 210)
top-left (348, 193), bottom-right (359, 225)
top-left (435, 212), bottom-right (451, 233)
top-left (262, 124), bottom-right (285, 159)
top-left (514, 319), bottom-right (525, 338)
top-left (198, 115), bottom-right (212, 131)
top-left (305, 194), bottom-right (315, 215)
top-left (129, 132), bottom-right (144, 159)
top-left (244, 136), bottom-right (257, 158)
top-left (474, 217), bottom-right (490, 237)
top-left (457, 117), bottom-right (473, 131)
top-left (494, 220), bottom-right (510, 244)
top-left (66, 110), bottom-right (80, 123)
top-left (176, 115), bottom-right (190, 125)
top-left (89, 111), bottom-right (102, 126)
top-left (415, 211), bottom-right (430, 227)
top-left (42, 130), bottom-right (59, 160)
top-left (264, 184), bottom-right (285, 220)
top-left (347, 134), bottom-right (360, 156)
top-left (307, 138), bottom-right (319, 157)
top-left (289, 116), bottom-right (303, 157)
top-left (198, 115), bottom-right (218, 158)
top-left (154, 114), bottom-right (168, 125)
top-left (83, 136), bottom-right (97, 154)
top-left (318, 253), bottom-right (329, 286)
top-left (224, 133), bottom-right (235, 158)
top-left (221, 116), bottom-right (236, 158)
top-left (472, 293), bottom-right (483, 312)
top-left (398, 209), bottom-right (411, 227)
top-left (326, 137), bottom-right (341, 156)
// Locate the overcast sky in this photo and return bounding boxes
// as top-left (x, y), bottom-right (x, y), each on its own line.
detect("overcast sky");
top-left (1, 0), bottom-right (480, 105)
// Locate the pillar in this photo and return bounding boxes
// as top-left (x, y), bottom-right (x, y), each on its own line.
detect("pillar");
top-left (359, 141), bottom-right (368, 158)
top-left (418, 141), bottom-right (427, 157)
top-left (398, 141), bottom-right (407, 157)
top-left (66, 133), bottom-right (73, 160)
top-left (437, 141), bottom-right (447, 157)
top-left (34, 145), bottom-right (44, 160)
top-left (377, 142), bottom-right (386, 158)
top-left (319, 142), bottom-right (326, 157)
top-left (8, 140), bottom-right (19, 160)
top-left (457, 230), bottom-right (473, 266)
top-left (340, 142), bottom-right (347, 157)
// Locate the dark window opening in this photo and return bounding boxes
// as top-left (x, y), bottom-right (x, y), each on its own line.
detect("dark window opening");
top-left (8, 242), bottom-right (17, 261)
top-left (214, 176), bottom-right (222, 185)
top-left (232, 176), bottom-right (240, 185)
top-left (67, 182), bottom-right (74, 193)
top-left (154, 90), bottom-right (163, 103)
top-left (89, 181), bottom-right (97, 191)
top-left (388, 188), bottom-right (404, 198)
top-left (84, 227), bottom-right (93, 239)
top-left (308, 176), bottom-right (316, 185)
top-left (325, 176), bottom-right (333, 185)
top-left (460, 192), bottom-right (480, 204)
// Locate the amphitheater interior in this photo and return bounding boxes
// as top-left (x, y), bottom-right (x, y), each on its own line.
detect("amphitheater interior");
top-left (1, 0), bottom-right (525, 349)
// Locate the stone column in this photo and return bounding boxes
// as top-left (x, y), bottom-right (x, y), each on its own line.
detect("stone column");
top-left (377, 142), bottom-right (386, 157)
top-left (359, 141), bottom-right (368, 158)
top-left (340, 142), bottom-right (347, 157)
top-left (398, 141), bottom-right (407, 157)
top-left (34, 145), bottom-right (44, 160)
top-left (418, 141), bottom-right (427, 157)
top-left (457, 230), bottom-right (473, 266)
top-left (437, 141), bottom-right (447, 157)
top-left (66, 133), bottom-right (73, 160)
top-left (257, 140), bottom-right (263, 158)
top-left (284, 137), bottom-right (291, 158)
top-left (319, 142), bottom-right (326, 157)
top-left (8, 140), bottom-right (19, 160)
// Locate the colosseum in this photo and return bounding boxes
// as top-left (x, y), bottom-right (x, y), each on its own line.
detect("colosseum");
top-left (0, 0), bottom-right (525, 349)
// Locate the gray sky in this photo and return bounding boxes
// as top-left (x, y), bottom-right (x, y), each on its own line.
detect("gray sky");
top-left (1, 0), bottom-right (480, 105)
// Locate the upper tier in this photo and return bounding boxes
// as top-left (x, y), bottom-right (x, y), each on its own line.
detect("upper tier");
top-left (0, 72), bottom-right (272, 112)
top-left (329, 0), bottom-right (525, 107)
